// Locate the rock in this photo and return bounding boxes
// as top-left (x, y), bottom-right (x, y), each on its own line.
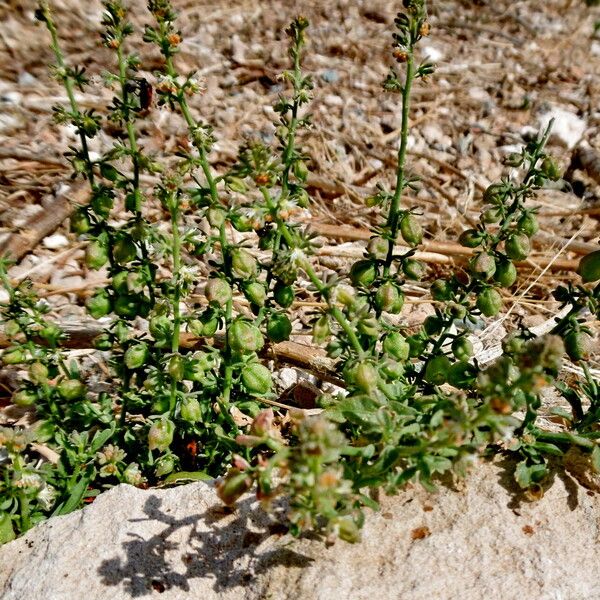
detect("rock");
top-left (42, 234), bottom-right (69, 250)
top-left (538, 107), bottom-right (586, 149)
top-left (1, 459), bottom-right (599, 599)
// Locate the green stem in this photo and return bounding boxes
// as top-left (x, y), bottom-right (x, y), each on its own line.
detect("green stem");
top-left (384, 55), bottom-right (415, 276)
top-left (169, 200), bottom-right (182, 415)
top-left (43, 6), bottom-right (95, 186)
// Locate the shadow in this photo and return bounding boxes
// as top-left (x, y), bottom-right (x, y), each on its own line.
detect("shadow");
top-left (493, 454), bottom-right (580, 512)
top-left (97, 491), bottom-right (314, 597)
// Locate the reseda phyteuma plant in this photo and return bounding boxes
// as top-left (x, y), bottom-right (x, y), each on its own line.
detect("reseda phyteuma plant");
top-left (1, 0), bottom-right (599, 544)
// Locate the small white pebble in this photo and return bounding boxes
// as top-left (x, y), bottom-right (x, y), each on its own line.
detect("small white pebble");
top-left (43, 234), bottom-right (69, 250)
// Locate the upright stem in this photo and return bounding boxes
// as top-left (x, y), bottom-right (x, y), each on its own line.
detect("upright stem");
top-left (169, 199), bottom-right (182, 415)
top-left (384, 55), bottom-right (414, 276)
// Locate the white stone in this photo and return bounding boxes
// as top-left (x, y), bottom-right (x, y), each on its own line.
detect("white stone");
top-left (1, 459), bottom-right (600, 599)
top-left (42, 234), bottom-right (69, 250)
top-left (538, 107), bottom-right (586, 149)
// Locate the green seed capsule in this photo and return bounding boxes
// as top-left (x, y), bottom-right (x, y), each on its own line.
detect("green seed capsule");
top-left (112, 271), bottom-right (129, 295)
top-left (266, 313), bottom-right (292, 343)
top-left (366, 237), bottom-right (388, 259)
top-left (354, 361), bottom-right (379, 392)
top-left (29, 362), bottom-right (49, 383)
top-left (2, 348), bottom-right (25, 365)
top-left (447, 361), bottom-right (478, 389)
top-left (149, 315), bottom-right (173, 341)
top-left (349, 260), bottom-right (378, 288)
top-left (358, 316), bottom-right (379, 337)
top-left (424, 355), bottom-right (451, 385)
top-left (403, 259), bottom-right (426, 281)
top-left (482, 206), bottom-right (502, 224)
top-left (148, 417), bottom-right (175, 451)
top-left (505, 233), bottom-right (530, 261)
top-left (243, 281), bottom-right (267, 307)
top-left (564, 331), bottom-right (591, 362)
top-left (94, 333), bottom-right (113, 351)
top-left (70, 209), bottom-right (91, 234)
top-left (423, 315), bottom-right (443, 336)
top-left (448, 302), bottom-right (467, 320)
top-left (273, 281), bottom-right (295, 308)
top-left (577, 250), bottom-right (600, 283)
top-left (517, 214), bottom-right (539, 237)
top-left (39, 323), bottom-right (61, 343)
top-left (400, 214), bottom-right (423, 246)
top-left (168, 355), bottom-right (185, 381)
top-left (241, 363), bottom-right (272, 395)
top-left (114, 295), bottom-right (139, 319)
top-left (383, 332), bottom-right (410, 361)
top-left (430, 279), bottom-right (452, 301)
top-left (483, 183), bottom-right (506, 205)
top-left (375, 282), bottom-right (404, 313)
top-left (228, 320), bottom-right (264, 354)
top-left (452, 337), bottom-right (473, 361)
top-left (312, 315), bottom-right (331, 344)
top-left (230, 248), bottom-right (257, 279)
top-left (407, 335), bottom-right (425, 358)
top-left (85, 239), bottom-right (109, 270)
top-left (180, 396), bottom-right (202, 423)
top-left (57, 379), bottom-right (86, 401)
top-left (476, 287), bottom-right (503, 317)
top-left (494, 259), bottom-right (518, 288)
top-left (13, 389), bottom-right (37, 407)
top-left (380, 358), bottom-right (405, 380)
top-left (205, 278), bottom-right (232, 306)
top-left (459, 229), bottom-right (483, 248)
top-left (227, 176), bottom-right (247, 194)
top-left (86, 289), bottom-right (112, 319)
top-left (155, 454), bottom-right (176, 477)
top-left (541, 156), bottom-right (561, 181)
top-left (125, 343), bottom-right (149, 370)
top-left (216, 469), bottom-right (253, 505)
top-left (113, 238), bottom-right (137, 265)
top-left (471, 252), bottom-right (496, 280)
top-left (207, 207), bottom-right (227, 228)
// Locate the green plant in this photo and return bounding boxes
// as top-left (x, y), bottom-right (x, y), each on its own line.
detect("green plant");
top-left (1, 0), bottom-right (599, 544)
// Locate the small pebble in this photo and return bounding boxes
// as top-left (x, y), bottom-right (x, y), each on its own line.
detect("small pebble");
top-left (43, 234), bottom-right (69, 250)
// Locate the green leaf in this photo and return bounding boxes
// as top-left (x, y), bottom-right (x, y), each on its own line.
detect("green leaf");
top-left (161, 471), bottom-right (212, 487)
top-left (90, 424), bottom-right (116, 453)
top-left (53, 476), bottom-right (90, 516)
top-left (591, 446), bottom-right (600, 474)
top-left (0, 513), bottom-right (15, 544)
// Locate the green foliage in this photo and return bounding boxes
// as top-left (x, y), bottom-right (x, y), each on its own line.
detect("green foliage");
top-left (0, 0), bottom-right (598, 544)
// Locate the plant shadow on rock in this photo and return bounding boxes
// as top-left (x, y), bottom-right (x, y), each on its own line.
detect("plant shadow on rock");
top-left (97, 493), bottom-right (314, 597)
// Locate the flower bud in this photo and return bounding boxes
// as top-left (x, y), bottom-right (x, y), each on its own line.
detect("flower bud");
top-left (383, 332), bottom-right (410, 361)
top-left (375, 282), bottom-right (404, 313)
top-left (243, 281), bottom-right (267, 307)
top-left (358, 317), bottom-right (379, 337)
top-left (476, 287), bottom-right (503, 317)
top-left (447, 361), bottom-right (478, 389)
top-left (57, 379), bottom-right (86, 401)
top-left (424, 355), bottom-right (451, 385)
top-left (266, 313), bottom-right (292, 343)
top-left (400, 214), bottom-right (423, 246)
top-left (205, 278), bottom-right (232, 306)
top-left (335, 285), bottom-right (355, 307)
top-left (349, 260), bottom-right (378, 288)
top-left (180, 396), bottom-right (202, 422)
top-left (481, 206), bottom-right (502, 224)
top-left (86, 289), bottom-right (112, 319)
top-left (505, 233), bottom-right (530, 261)
top-left (577, 250), bottom-right (600, 283)
top-left (380, 358), bottom-right (405, 380)
top-left (125, 343), bottom-right (149, 370)
top-left (230, 248), bottom-right (257, 279)
top-left (228, 320), bottom-right (264, 354)
top-left (494, 259), bottom-right (518, 288)
top-left (227, 177), bottom-right (247, 194)
top-left (148, 417), bottom-right (175, 451)
top-left (241, 362), bottom-right (273, 395)
top-left (423, 315), bottom-right (443, 336)
top-left (250, 408), bottom-right (275, 437)
top-left (114, 295), bottom-right (139, 319)
top-left (483, 183), bottom-right (506, 205)
top-left (541, 157), bottom-right (561, 181)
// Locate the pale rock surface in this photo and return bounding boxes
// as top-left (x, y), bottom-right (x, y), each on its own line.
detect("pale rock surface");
top-left (1, 459), bottom-right (599, 600)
